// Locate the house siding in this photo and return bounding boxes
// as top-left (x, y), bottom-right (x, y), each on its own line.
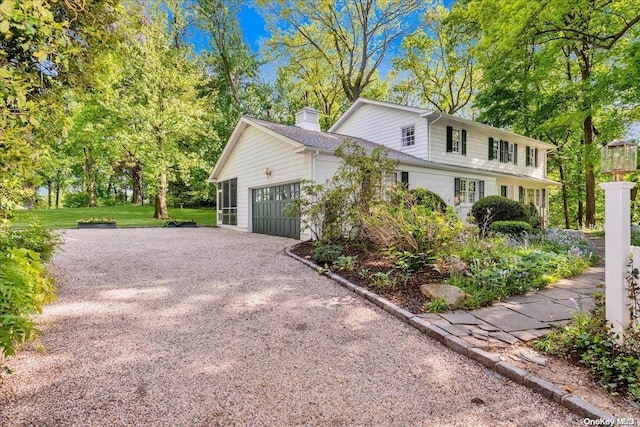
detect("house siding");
top-left (429, 117), bottom-right (547, 180)
top-left (333, 104), bottom-right (430, 160)
top-left (215, 126), bottom-right (311, 234)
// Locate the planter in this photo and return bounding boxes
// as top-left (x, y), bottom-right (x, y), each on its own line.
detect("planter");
top-left (166, 221), bottom-right (197, 228)
top-left (77, 222), bottom-right (117, 229)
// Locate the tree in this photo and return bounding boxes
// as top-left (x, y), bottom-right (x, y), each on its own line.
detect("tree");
top-left (393, 5), bottom-right (480, 116)
top-left (260, 0), bottom-right (426, 107)
top-left (0, 0), bottom-right (120, 213)
top-left (105, 2), bottom-right (218, 219)
top-left (468, 0), bottom-right (640, 226)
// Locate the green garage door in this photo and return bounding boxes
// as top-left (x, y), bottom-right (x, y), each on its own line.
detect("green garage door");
top-left (252, 183), bottom-right (301, 238)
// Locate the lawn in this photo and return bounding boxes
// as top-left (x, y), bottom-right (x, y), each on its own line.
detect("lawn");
top-left (12, 206), bottom-right (217, 228)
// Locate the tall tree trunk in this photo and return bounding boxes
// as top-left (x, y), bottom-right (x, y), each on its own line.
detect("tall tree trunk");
top-left (154, 168), bottom-right (168, 219)
top-left (583, 115), bottom-right (596, 226)
top-left (132, 161), bottom-right (143, 205)
top-left (578, 199), bottom-right (584, 228)
top-left (47, 181), bottom-right (52, 208)
top-left (55, 182), bottom-right (60, 209)
top-left (558, 161), bottom-right (570, 229)
top-left (83, 147), bottom-right (96, 207)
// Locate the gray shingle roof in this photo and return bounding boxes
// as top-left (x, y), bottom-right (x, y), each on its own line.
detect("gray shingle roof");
top-left (246, 117), bottom-right (428, 164)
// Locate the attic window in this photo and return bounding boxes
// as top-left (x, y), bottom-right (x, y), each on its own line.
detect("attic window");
top-left (401, 125), bottom-right (415, 147)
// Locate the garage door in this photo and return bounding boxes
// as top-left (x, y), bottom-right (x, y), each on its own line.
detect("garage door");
top-left (252, 183), bottom-right (301, 238)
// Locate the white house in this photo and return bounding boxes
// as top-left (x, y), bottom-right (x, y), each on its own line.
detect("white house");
top-left (208, 98), bottom-right (557, 239)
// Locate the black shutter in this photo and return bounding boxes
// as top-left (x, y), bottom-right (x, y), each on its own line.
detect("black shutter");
top-left (499, 140), bottom-right (505, 162)
top-left (513, 143), bottom-right (518, 165)
top-left (401, 171), bottom-right (409, 189)
top-left (479, 181), bottom-right (485, 199)
top-left (535, 148), bottom-right (539, 167)
top-left (461, 129), bottom-right (467, 155)
top-left (446, 126), bottom-right (453, 152)
top-left (519, 186), bottom-right (524, 203)
top-left (454, 177), bottom-right (460, 198)
top-left (542, 188), bottom-right (546, 207)
top-left (526, 146), bottom-right (531, 166)
top-left (488, 137), bottom-right (494, 160)
top-left (500, 185), bottom-right (507, 197)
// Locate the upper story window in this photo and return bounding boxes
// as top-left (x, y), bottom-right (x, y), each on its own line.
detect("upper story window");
top-left (488, 137), bottom-right (517, 164)
top-left (526, 146), bottom-right (539, 167)
top-left (401, 125), bottom-right (415, 147)
top-left (447, 126), bottom-right (467, 155)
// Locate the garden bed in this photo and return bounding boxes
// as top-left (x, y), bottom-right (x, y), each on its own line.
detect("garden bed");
top-left (292, 242), bottom-right (442, 314)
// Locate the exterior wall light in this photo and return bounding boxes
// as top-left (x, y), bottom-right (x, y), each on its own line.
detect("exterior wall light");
top-left (601, 139), bottom-right (637, 181)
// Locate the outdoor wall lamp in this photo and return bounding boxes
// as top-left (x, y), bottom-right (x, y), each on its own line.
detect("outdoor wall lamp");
top-left (601, 139), bottom-right (637, 181)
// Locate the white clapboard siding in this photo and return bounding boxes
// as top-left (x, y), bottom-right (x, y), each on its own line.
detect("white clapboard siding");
top-left (334, 103), bottom-right (429, 160)
top-left (216, 126), bottom-right (311, 233)
top-left (430, 118), bottom-right (547, 179)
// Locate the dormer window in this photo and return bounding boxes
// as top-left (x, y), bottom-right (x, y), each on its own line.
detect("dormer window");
top-left (446, 126), bottom-right (467, 155)
top-left (401, 125), bottom-right (415, 147)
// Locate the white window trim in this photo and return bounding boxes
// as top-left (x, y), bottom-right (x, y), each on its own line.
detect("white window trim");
top-left (401, 125), bottom-right (415, 147)
top-left (458, 178), bottom-right (479, 205)
top-left (451, 129), bottom-right (461, 154)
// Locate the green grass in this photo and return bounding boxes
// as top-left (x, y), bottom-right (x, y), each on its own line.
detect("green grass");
top-left (12, 206), bottom-right (217, 229)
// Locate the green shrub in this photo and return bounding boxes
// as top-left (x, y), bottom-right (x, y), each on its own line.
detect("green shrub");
top-left (408, 188), bottom-right (448, 212)
top-left (535, 295), bottom-right (640, 402)
top-left (312, 243), bottom-right (344, 263)
top-left (0, 223), bottom-right (59, 374)
top-left (0, 224), bottom-right (60, 262)
top-left (363, 192), bottom-right (463, 261)
top-left (471, 196), bottom-right (528, 232)
top-left (333, 255), bottom-right (357, 271)
top-left (63, 192), bottom-right (91, 208)
top-left (491, 220), bottom-right (532, 236)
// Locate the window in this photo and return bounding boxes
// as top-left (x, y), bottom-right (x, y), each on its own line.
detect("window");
top-left (489, 138), bottom-right (499, 160)
top-left (526, 146), bottom-right (539, 167)
top-left (390, 171), bottom-right (409, 189)
top-left (401, 125), bottom-right (415, 147)
top-left (455, 178), bottom-right (484, 204)
top-left (220, 178), bottom-right (237, 225)
top-left (446, 126), bottom-right (467, 155)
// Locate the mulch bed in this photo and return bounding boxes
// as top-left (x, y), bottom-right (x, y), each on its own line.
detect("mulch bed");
top-left (291, 241), bottom-right (446, 314)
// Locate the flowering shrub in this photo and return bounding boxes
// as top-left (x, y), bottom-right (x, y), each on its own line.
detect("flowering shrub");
top-left (444, 228), bottom-right (596, 309)
top-left (78, 217), bottom-right (115, 224)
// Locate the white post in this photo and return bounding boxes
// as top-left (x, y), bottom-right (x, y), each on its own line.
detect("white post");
top-left (632, 246), bottom-right (640, 330)
top-left (600, 181), bottom-right (635, 344)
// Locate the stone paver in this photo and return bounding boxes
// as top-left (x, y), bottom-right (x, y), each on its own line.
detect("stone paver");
top-left (472, 306), bottom-right (549, 332)
top-left (506, 301), bottom-right (577, 322)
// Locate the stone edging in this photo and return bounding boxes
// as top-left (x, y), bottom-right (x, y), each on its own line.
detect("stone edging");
top-left (285, 244), bottom-right (616, 421)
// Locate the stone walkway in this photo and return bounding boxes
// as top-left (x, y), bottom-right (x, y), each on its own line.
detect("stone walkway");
top-left (414, 237), bottom-right (606, 349)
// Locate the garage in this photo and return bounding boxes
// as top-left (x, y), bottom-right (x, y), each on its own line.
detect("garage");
top-left (252, 183), bottom-right (301, 238)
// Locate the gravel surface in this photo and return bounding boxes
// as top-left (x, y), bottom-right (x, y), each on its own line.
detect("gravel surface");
top-left (0, 228), bottom-right (582, 426)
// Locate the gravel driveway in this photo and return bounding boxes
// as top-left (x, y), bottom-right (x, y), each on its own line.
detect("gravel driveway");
top-left (0, 228), bottom-right (580, 426)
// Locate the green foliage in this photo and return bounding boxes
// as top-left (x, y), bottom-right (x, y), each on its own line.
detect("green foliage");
top-left (292, 140), bottom-right (398, 243)
top-left (0, 223), bottom-right (60, 263)
top-left (368, 271), bottom-right (396, 288)
top-left (446, 229), bottom-right (594, 308)
top-left (0, 224), bottom-right (59, 373)
top-left (312, 243), bottom-right (344, 264)
top-left (333, 255), bottom-right (357, 271)
top-left (424, 297), bottom-right (449, 313)
top-left (78, 217), bottom-right (116, 224)
top-left (364, 189), bottom-right (464, 260)
top-left (471, 196), bottom-right (529, 232)
top-left (490, 220), bottom-right (532, 236)
top-left (407, 188), bottom-right (448, 213)
top-left (536, 295), bottom-right (640, 402)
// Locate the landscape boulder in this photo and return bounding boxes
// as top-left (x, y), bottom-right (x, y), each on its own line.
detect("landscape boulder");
top-left (420, 283), bottom-right (468, 309)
